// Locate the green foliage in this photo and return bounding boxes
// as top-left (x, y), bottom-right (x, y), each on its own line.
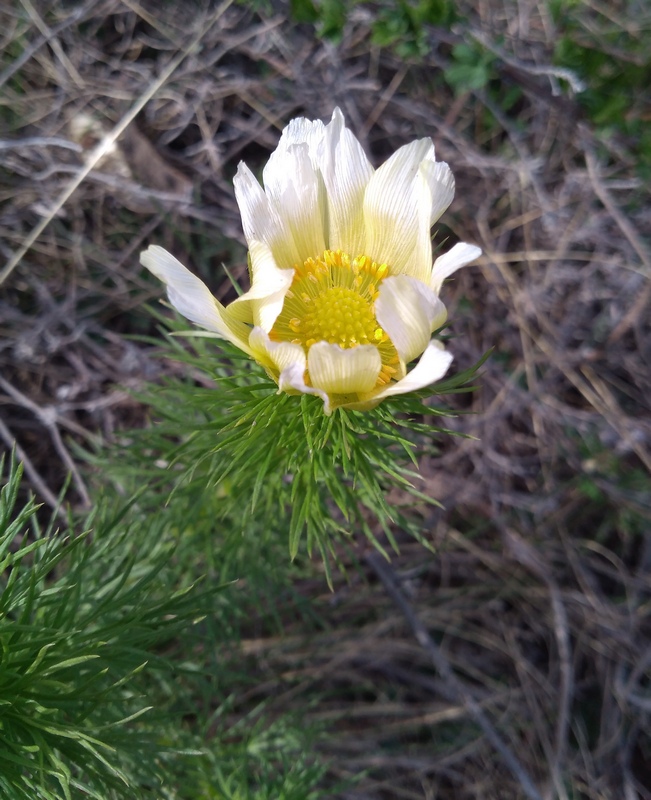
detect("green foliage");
top-left (0, 457), bottom-right (202, 799)
top-left (0, 455), bottom-right (327, 799)
top-left (196, 715), bottom-right (326, 799)
top-left (289, 0), bottom-right (457, 56)
top-left (371, 0), bottom-right (458, 58)
top-left (289, 0), bottom-right (346, 39)
top-left (574, 432), bottom-right (650, 541)
top-left (109, 314), bottom-right (485, 584)
top-left (443, 42), bottom-right (497, 94)
top-left (552, 1), bottom-right (651, 174)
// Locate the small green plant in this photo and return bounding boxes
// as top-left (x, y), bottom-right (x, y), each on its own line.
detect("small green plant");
top-left (371, 0), bottom-right (458, 58)
top-left (552, 1), bottom-right (651, 175)
top-left (0, 455), bottom-right (327, 799)
top-left (0, 456), bottom-right (216, 799)
top-left (112, 311), bottom-right (484, 585)
top-left (289, 0), bottom-right (458, 55)
top-left (290, 0), bottom-right (347, 39)
top-left (443, 42), bottom-right (497, 94)
top-left (573, 431), bottom-right (650, 543)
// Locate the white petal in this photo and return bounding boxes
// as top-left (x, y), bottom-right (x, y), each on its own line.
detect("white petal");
top-left (271, 116), bottom-right (326, 164)
top-left (229, 240), bottom-right (294, 331)
top-left (278, 360), bottom-right (330, 412)
top-left (307, 342), bottom-right (381, 395)
top-left (409, 162), bottom-right (437, 284)
top-left (367, 341), bottom-right (453, 402)
top-left (263, 141), bottom-right (326, 263)
top-left (321, 107), bottom-right (374, 255)
top-left (233, 162), bottom-right (300, 267)
top-left (422, 158), bottom-right (455, 225)
top-left (375, 275), bottom-right (447, 364)
top-left (249, 327), bottom-right (305, 375)
top-left (363, 139), bottom-right (437, 280)
top-left (140, 245), bottom-right (252, 354)
top-left (431, 243), bottom-right (482, 293)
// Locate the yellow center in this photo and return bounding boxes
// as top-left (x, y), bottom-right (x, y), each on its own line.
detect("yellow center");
top-left (269, 249), bottom-right (401, 387)
top-left (300, 285), bottom-right (382, 348)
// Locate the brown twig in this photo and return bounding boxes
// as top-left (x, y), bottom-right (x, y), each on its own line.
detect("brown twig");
top-left (0, 0), bottom-right (235, 287)
top-left (0, 414), bottom-right (64, 519)
top-left (0, 376), bottom-right (91, 508)
top-left (365, 550), bottom-right (544, 800)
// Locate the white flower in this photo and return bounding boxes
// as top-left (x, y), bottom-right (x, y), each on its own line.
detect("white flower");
top-left (141, 108), bottom-right (481, 415)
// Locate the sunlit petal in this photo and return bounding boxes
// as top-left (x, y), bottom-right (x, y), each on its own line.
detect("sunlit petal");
top-left (307, 341), bottom-right (381, 395)
top-left (263, 142), bottom-right (326, 263)
top-left (422, 158), bottom-right (455, 225)
top-left (233, 162), bottom-right (300, 267)
top-left (278, 361), bottom-right (330, 411)
top-left (140, 245), bottom-right (252, 354)
top-left (376, 275), bottom-right (447, 364)
top-left (270, 115), bottom-right (326, 164)
top-left (431, 243), bottom-right (482, 293)
top-left (365, 341), bottom-right (453, 402)
top-left (362, 139), bottom-right (435, 277)
top-left (249, 326), bottom-right (305, 375)
top-left (229, 240), bottom-right (294, 331)
top-left (321, 107), bottom-right (374, 255)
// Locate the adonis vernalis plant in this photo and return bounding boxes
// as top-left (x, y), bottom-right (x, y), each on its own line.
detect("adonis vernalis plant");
top-left (137, 108), bottom-right (484, 567)
top-left (141, 107), bottom-right (480, 414)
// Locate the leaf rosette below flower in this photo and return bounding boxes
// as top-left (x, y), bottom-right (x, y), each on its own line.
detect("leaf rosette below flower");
top-left (141, 108), bottom-right (481, 414)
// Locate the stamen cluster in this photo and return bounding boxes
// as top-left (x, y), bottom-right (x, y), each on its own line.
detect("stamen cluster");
top-left (272, 250), bottom-right (388, 347)
top-left (270, 250), bottom-right (400, 388)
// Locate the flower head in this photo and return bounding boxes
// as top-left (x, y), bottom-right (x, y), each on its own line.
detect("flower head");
top-left (141, 108), bottom-right (481, 414)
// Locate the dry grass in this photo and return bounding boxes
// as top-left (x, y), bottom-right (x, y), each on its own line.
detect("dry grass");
top-left (1, 1), bottom-right (650, 797)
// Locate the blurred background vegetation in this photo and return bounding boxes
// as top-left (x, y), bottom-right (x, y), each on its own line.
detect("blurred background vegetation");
top-left (1, 0), bottom-right (650, 797)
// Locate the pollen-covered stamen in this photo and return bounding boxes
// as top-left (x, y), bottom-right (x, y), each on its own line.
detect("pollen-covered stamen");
top-left (269, 249), bottom-right (402, 392)
top-left (376, 363), bottom-right (398, 386)
top-left (303, 285), bottom-right (381, 348)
